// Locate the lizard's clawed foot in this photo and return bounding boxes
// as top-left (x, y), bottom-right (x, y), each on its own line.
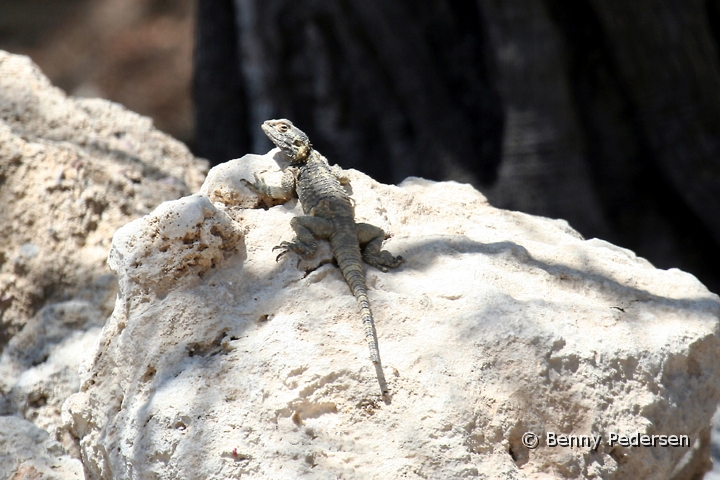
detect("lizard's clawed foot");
top-left (272, 240), bottom-right (316, 262)
top-left (363, 251), bottom-right (403, 272)
top-left (240, 173), bottom-right (271, 195)
top-left (272, 242), bottom-right (294, 262)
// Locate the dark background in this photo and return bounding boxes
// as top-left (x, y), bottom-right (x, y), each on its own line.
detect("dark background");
top-left (2, 0), bottom-right (720, 294)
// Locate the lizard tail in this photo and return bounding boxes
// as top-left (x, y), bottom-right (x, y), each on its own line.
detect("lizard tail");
top-left (334, 246), bottom-right (381, 364)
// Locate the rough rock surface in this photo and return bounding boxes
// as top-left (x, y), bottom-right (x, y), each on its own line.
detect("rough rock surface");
top-left (64, 151), bottom-right (720, 479)
top-left (0, 50), bottom-right (208, 477)
top-left (0, 416), bottom-right (84, 479)
top-left (708, 407), bottom-right (720, 480)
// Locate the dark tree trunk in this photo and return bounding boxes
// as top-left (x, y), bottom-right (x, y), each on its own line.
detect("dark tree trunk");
top-left (193, 0), bottom-right (720, 294)
top-left (587, 2), bottom-right (720, 244)
top-left (478, 0), bottom-right (608, 237)
top-left (544, 0), bottom-right (720, 288)
top-left (226, 0), bottom-right (504, 184)
top-left (193, 0), bottom-right (250, 163)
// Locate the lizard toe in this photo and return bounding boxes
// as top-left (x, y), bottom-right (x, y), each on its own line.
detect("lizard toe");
top-left (272, 241), bottom-right (295, 261)
top-left (273, 240), bottom-right (317, 260)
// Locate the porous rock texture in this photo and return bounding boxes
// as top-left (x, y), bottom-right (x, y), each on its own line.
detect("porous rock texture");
top-left (0, 415), bottom-right (85, 479)
top-left (64, 150), bottom-right (720, 479)
top-left (0, 50), bottom-right (207, 477)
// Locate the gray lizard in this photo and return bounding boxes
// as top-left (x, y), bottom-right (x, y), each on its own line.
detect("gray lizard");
top-left (245, 119), bottom-right (402, 388)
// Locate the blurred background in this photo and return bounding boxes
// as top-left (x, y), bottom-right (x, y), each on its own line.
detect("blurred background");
top-left (1, 0), bottom-right (720, 295)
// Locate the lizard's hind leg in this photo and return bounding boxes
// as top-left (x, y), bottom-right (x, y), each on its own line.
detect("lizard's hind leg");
top-left (356, 223), bottom-right (403, 272)
top-left (274, 216), bottom-right (333, 260)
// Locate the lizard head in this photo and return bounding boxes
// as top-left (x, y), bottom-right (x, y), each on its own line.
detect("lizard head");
top-left (262, 119), bottom-right (312, 163)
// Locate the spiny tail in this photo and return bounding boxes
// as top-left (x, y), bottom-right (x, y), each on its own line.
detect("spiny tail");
top-left (348, 271), bottom-right (380, 364)
top-left (333, 239), bottom-right (380, 364)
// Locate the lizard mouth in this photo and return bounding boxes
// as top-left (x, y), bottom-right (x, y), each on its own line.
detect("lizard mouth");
top-left (261, 121), bottom-right (278, 139)
top-left (261, 122), bottom-right (290, 151)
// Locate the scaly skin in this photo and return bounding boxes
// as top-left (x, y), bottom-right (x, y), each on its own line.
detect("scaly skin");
top-left (248, 119), bottom-right (402, 373)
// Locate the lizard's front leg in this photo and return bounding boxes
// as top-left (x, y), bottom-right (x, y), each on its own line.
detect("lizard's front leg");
top-left (330, 164), bottom-right (350, 185)
top-left (242, 168), bottom-right (297, 202)
top-left (274, 216), bottom-right (333, 261)
top-left (356, 223), bottom-right (403, 272)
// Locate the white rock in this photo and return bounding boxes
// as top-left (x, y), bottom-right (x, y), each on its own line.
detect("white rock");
top-left (64, 151), bottom-right (720, 479)
top-left (199, 150), bottom-right (290, 208)
top-left (0, 415), bottom-right (84, 479)
top-left (108, 194), bottom-right (242, 299)
top-left (0, 49), bottom-right (209, 478)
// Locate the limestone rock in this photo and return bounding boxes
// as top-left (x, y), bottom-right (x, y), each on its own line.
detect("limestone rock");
top-left (199, 153), bottom-right (290, 209)
top-left (0, 415), bottom-right (84, 479)
top-left (108, 195), bottom-right (242, 299)
top-left (64, 150), bottom-right (720, 479)
top-left (0, 49), bottom-right (209, 476)
top-left (707, 406), bottom-right (720, 480)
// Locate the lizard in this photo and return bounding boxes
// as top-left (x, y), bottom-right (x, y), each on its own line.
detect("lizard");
top-left (244, 119), bottom-right (402, 390)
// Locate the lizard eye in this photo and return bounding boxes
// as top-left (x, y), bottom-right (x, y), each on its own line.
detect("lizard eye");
top-left (278, 124), bottom-right (288, 132)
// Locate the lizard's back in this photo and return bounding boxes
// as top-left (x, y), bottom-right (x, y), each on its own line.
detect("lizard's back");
top-left (253, 118), bottom-right (402, 394)
top-left (296, 152), bottom-right (354, 223)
